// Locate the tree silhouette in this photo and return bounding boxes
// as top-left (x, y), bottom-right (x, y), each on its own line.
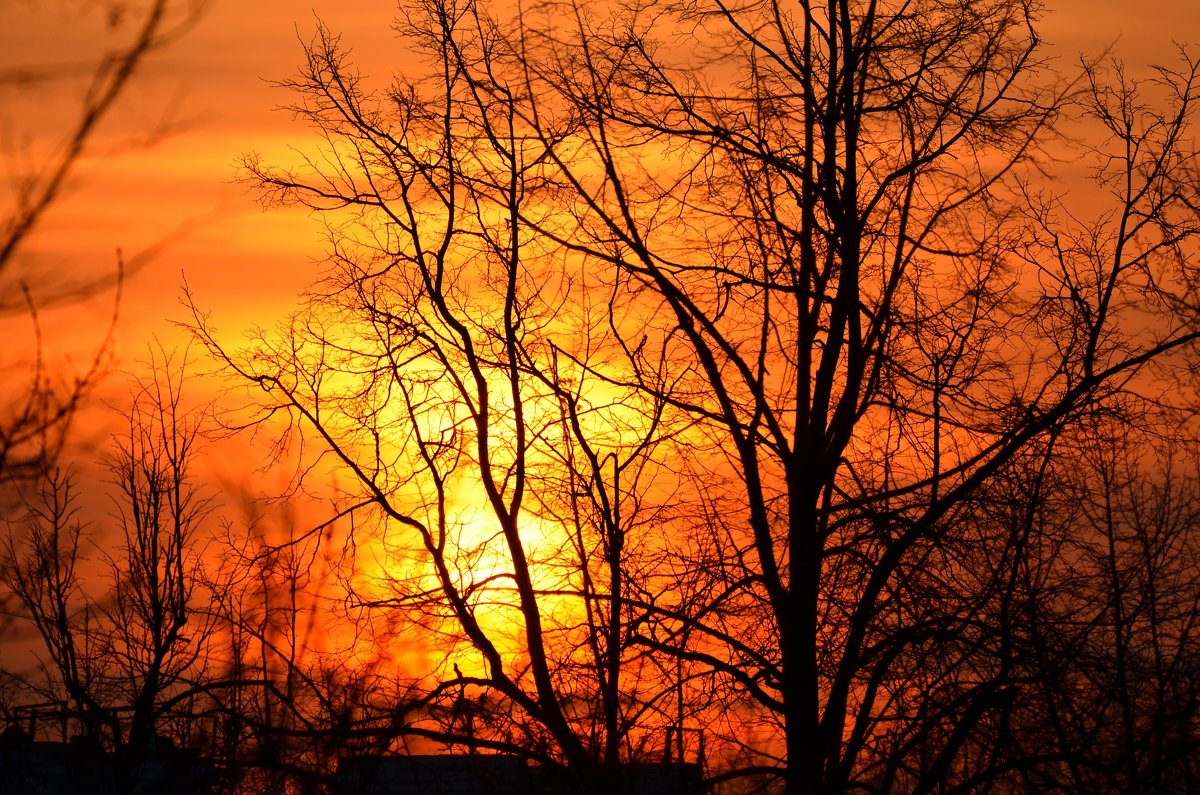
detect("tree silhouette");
top-left (0, 0), bottom-right (203, 489)
top-left (193, 0), bottom-right (1200, 791)
top-left (1, 353), bottom-right (216, 794)
top-left (194, 11), bottom-right (684, 790)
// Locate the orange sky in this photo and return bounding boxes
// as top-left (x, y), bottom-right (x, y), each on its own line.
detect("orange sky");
top-left (0, 0), bottom-right (1195, 485)
top-left (1, 0), bottom-right (1197, 373)
top-left (1, 0), bottom-right (1199, 734)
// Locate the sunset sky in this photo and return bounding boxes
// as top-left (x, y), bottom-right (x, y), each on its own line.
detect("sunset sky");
top-left (1, 0), bottom-right (1199, 456)
top-left (4, 2), bottom-right (1200, 784)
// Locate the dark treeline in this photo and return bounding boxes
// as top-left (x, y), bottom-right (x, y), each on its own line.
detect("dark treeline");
top-left (6, 0), bottom-right (1200, 793)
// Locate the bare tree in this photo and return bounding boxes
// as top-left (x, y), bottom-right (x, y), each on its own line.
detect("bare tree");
top-left (0, 0), bottom-right (204, 488)
top-left (506, 3), bottom-right (1200, 791)
top-left (102, 350), bottom-right (214, 789)
top-left (2, 466), bottom-right (107, 742)
top-left (982, 416), bottom-right (1200, 792)
top-left (191, 7), bottom-right (690, 790)
top-left (1, 351), bottom-right (216, 794)
top-left (201, 493), bottom-right (374, 793)
top-left (194, 0), bottom-right (1200, 792)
